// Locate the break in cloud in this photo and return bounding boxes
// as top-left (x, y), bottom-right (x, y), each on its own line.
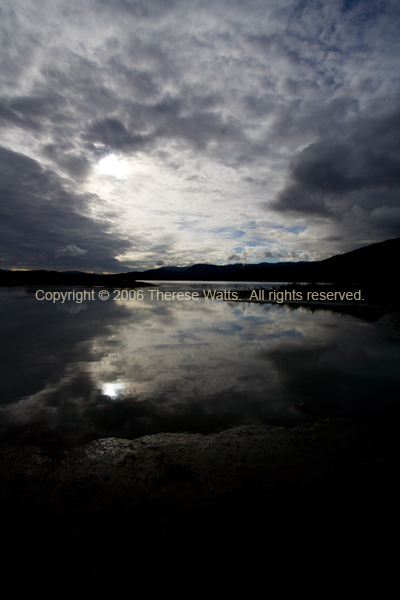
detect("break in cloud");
top-left (0, 0), bottom-right (399, 271)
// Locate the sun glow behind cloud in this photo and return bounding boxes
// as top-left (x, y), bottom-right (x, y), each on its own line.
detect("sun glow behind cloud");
top-left (100, 382), bottom-right (125, 400)
top-left (97, 154), bottom-right (128, 178)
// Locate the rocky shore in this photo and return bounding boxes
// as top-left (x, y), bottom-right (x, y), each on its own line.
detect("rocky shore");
top-left (1, 417), bottom-right (399, 590)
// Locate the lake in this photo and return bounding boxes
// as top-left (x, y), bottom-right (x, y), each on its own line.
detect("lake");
top-left (1, 282), bottom-right (399, 446)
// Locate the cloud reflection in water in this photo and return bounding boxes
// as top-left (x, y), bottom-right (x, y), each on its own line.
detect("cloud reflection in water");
top-left (0, 286), bottom-right (399, 446)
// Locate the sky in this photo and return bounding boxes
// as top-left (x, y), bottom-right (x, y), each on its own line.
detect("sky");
top-left (1, 0), bottom-right (399, 272)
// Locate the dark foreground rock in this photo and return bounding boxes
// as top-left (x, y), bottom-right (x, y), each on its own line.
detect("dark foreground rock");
top-left (1, 418), bottom-right (399, 589)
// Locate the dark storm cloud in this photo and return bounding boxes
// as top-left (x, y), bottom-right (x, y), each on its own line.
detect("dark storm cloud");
top-left (82, 94), bottom-right (245, 158)
top-left (84, 118), bottom-right (151, 151)
top-left (154, 107), bottom-right (244, 151)
top-left (269, 102), bottom-right (400, 235)
top-left (43, 143), bottom-right (91, 179)
top-left (0, 146), bottom-right (131, 270)
top-left (95, 0), bottom-right (179, 19)
top-left (106, 60), bottom-right (161, 101)
top-left (0, 93), bottom-right (67, 132)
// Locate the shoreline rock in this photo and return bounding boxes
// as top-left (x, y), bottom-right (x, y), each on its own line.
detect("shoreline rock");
top-left (1, 417), bottom-right (399, 590)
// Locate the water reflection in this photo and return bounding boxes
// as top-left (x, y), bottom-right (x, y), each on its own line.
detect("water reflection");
top-left (0, 285), bottom-right (399, 446)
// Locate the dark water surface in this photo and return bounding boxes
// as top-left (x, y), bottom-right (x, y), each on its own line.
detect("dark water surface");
top-left (1, 283), bottom-right (399, 446)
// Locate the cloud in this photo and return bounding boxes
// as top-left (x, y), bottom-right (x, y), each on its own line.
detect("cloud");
top-left (0, 0), bottom-right (399, 267)
top-left (0, 146), bottom-right (132, 270)
top-left (84, 118), bottom-right (151, 151)
top-left (268, 102), bottom-right (400, 238)
top-left (55, 244), bottom-right (88, 258)
top-left (263, 250), bottom-right (310, 261)
top-left (42, 143), bottom-right (92, 180)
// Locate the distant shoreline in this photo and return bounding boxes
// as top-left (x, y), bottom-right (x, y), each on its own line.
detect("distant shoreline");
top-left (2, 237), bottom-right (400, 286)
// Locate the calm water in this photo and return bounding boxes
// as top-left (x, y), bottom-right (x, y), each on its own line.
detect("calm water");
top-left (1, 283), bottom-right (399, 446)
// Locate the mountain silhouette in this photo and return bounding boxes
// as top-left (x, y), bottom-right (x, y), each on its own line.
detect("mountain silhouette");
top-left (127, 237), bottom-right (400, 283)
top-left (1, 237), bottom-right (399, 285)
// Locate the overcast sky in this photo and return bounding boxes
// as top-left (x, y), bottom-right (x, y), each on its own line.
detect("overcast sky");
top-left (1, 0), bottom-right (399, 272)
